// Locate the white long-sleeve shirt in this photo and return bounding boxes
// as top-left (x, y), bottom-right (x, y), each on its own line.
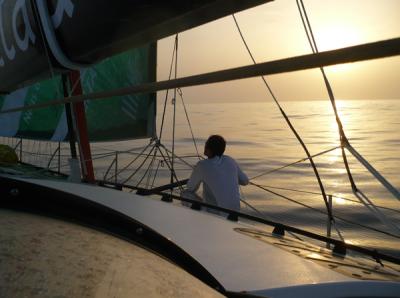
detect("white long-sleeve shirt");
top-left (184, 155), bottom-right (249, 211)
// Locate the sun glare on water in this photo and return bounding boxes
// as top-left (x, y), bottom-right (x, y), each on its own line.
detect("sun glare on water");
top-left (333, 196), bottom-right (347, 205)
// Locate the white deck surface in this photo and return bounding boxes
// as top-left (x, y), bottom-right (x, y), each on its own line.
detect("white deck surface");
top-left (0, 209), bottom-right (223, 298)
top-left (15, 177), bottom-right (359, 292)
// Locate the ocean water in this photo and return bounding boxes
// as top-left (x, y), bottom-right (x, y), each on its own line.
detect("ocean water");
top-left (5, 99), bottom-right (400, 256)
top-left (95, 99), bottom-right (400, 256)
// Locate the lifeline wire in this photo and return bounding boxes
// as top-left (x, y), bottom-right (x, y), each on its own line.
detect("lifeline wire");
top-left (250, 182), bottom-right (399, 240)
top-left (254, 183), bottom-right (400, 215)
top-left (251, 146), bottom-right (340, 180)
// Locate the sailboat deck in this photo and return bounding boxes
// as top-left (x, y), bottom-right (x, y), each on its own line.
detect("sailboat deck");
top-left (0, 162), bottom-right (68, 180)
top-left (0, 209), bottom-right (223, 298)
top-left (1, 173), bottom-right (400, 297)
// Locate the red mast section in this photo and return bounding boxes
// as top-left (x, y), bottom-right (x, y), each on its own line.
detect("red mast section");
top-left (68, 70), bottom-right (95, 183)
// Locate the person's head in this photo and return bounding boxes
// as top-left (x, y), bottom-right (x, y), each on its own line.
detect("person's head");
top-left (204, 135), bottom-right (226, 158)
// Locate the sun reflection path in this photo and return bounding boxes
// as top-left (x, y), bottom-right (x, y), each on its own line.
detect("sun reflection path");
top-left (333, 196), bottom-right (347, 205)
top-left (327, 148), bottom-right (341, 164)
top-left (328, 100), bottom-right (350, 133)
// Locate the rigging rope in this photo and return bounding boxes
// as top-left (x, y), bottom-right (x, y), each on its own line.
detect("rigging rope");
top-left (177, 88), bottom-right (201, 159)
top-left (135, 148), bottom-right (158, 188)
top-left (250, 182), bottom-right (400, 240)
top-left (145, 150), bottom-right (159, 188)
top-left (121, 145), bottom-right (157, 185)
top-left (346, 143), bottom-right (400, 200)
top-left (250, 181), bottom-right (347, 240)
top-left (157, 146), bottom-right (184, 191)
top-left (295, 0), bottom-right (356, 189)
top-left (159, 35), bottom-right (178, 141)
top-left (151, 160), bottom-right (161, 189)
top-left (107, 140), bottom-right (154, 181)
top-left (132, 34), bottom-right (199, 191)
top-left (253, 183), bottom-right (400, 214)
top-left (251, 146), bottom-right (340, 180)
top-left (240, 186), bottom-right (303, 240)
top-left (131, 34), bottom-right (194, 192)
top-left (162, 145), bottom-right (195, 169)
top-left (232, 14), bottom-right (334, 222)
top-left (296, 0), bottom-right (400, 235)
top-left (171, 34), bottom-right (179, 188)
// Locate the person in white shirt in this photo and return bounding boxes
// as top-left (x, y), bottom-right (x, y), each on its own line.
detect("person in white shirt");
top-left (182, 135), bottom-right (249, 211)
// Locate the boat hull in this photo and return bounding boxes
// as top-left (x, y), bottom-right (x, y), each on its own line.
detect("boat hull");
top-left (1, 172), bottom-right (400, 296)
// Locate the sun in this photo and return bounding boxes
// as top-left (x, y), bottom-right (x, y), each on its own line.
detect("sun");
top-left (315, 23), bottom-right (363, 51)
top-left (314, 23), bottom-right (363, 73)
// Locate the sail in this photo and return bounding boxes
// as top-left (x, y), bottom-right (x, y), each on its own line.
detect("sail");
top-left (0, 0), bottom-right (272, 141)
top-left (82, 44), bottom-right (156, 142)
top-left (0, 0), bottom-right (271, 92)
top-left (0, 44), bottom-right (156, 142)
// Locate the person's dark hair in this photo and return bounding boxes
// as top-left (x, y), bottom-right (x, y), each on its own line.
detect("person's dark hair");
top-left (205, 135), bottom-right (226, 157)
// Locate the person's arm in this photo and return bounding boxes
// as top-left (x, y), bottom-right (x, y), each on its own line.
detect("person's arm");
top-left (237, 163), bottom-right (249, 186)
top-left (186, 163), bottom-right (202, 192)
top-left (181, 163), bottom-right (203, 204)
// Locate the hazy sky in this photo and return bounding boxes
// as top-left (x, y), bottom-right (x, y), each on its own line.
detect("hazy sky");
top-left (157, 0), bottom-right (400, 102)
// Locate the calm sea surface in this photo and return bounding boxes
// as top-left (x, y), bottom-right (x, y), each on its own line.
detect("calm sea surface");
top-left (9, 99), bottom-right (400, 256)
top-left (90, 99), bottom-right (400, 255)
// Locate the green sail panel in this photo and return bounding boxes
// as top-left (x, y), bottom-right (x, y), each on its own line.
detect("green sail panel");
top-left (82, 44), bottom-right (156, 141)
top-left (0, 76), bottom-right (65, 141)
top-left (0, 44), bottom-right (156, 142)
